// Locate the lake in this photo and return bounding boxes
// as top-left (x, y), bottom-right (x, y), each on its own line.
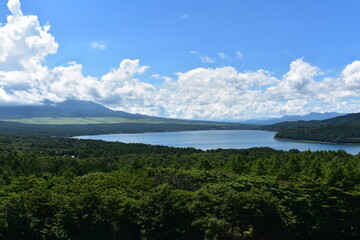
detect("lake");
top-left (77, 130), bottom-right (360, 155)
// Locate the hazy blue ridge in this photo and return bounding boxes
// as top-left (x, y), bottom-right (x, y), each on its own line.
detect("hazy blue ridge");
top-left (243, 112), bottom-right (346, 125)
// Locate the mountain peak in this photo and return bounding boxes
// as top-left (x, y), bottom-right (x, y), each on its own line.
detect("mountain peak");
top-left (0, 100), bottom-right (147, 119)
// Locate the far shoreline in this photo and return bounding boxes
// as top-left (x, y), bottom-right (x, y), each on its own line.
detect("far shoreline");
top-left (274, 137), bottom-right (360, 146)
top-left (72, 128), bottom-right (270, 138)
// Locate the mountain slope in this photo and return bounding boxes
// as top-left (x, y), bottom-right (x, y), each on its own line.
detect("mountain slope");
top-left (0, 100), bottom-right (258, 135)
top-left (275, 123), bottom-right (360, 144)
top-left (0, 100), bottom-right (148, 119)
top-left (263, 112), bottom-right (360, 131)
top-left (269, 112), bottom-right (360, 143)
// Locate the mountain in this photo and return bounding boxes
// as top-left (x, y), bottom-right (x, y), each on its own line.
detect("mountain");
top-left (0, 100), bottom-right (152, 119)
top-left (265, 112), bottom-right (360, 131)
top-left (0, 100), bottom-right (259, 136)
top-left (243, 112), bottom-right (346, 125)
top-left (281, 112), bottom-right (346, 121)
top-left (268, 112), bottom-right (360, 143)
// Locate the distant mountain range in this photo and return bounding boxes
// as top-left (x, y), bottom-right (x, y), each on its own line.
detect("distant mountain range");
top-left (243, 112), bottom-right (346, 125)
top-left (0, 100), bottom-right (348, 125)
top-left (0, 100), bottom-right (154, 119)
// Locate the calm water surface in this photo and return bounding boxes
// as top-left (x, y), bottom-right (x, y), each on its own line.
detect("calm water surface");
top-left (77, 130), bottom-right (360, 155)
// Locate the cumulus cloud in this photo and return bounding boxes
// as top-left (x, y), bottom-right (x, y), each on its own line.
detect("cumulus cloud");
top-left (106, 59), bottom-right (360, 119)
top-left (265, 58), bottom-right (321, 100)
top-left (0, 1), bottom-right (152, 109)
top-left (0, 0), bottom-right (58, 104)
top-left (2, 0), bottom-right (360, 120)
top-left (7, 0), bottom-right (22, 16)
top-left (153, 67), bottom-right (278, 119)
top-left (341, 60), bottom-right (360, 89)
top-left (0, 7), bottom-right (57, 71)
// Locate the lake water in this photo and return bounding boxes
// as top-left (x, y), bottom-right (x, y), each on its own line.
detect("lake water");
top-left (77, 130), bottom-right (360, 155)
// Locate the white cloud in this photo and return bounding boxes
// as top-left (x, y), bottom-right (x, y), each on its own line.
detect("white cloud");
top-left (236, 51), bottom-right (243, 59)
top-left (151, 73), bottom-right (160, 79)
top-left (190, 51), bottom-right (216, 64)
top-left (218, 52), bottom-right (226, 59)
top-left (3, 0), bottom-right (360, 120)
top-left (91, 41), bottom-right (106, 50)
top-left (0, 7), bottom-right (57, 71)
top-left (341, 60), bottom-right (360, 89)
top-left (152, 66), bottom-right (278, 119)
top-left (200, 55), bottom-right (215, 64)
top-left (151, 73), bottom-right (172, 82)
top-left (0, 0), bottom-right (57, 104)
top-left (7, 0), bottom-right (22, 16)
top-left (265, 58), bottom-right (321, 100)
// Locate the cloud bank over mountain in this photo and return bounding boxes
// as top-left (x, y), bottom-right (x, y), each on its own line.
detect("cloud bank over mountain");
top-left (1, 0), bottom-right (360, 120)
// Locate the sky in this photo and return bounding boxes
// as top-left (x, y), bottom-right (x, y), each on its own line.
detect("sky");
top-left (1, 0), bottom-right (360, 120)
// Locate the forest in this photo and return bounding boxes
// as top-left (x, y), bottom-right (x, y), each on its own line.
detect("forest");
top-left (274, 123), bottom-right (360, 143)
top-left (265, 112), bottom-right (360, 144)
top-left (0, 135), bottom-right (359, 239)
top-left (0, 120), bottom-right (255, 137)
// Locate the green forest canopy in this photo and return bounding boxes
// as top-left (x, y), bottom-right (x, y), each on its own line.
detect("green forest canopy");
top-left (0, 136), bottom-right (359, 239)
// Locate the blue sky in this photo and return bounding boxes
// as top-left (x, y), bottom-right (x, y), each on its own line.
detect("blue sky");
top-left (1, 0), bottom-right (360, 120)
top-left (5, 0), bottom-right (359, 80)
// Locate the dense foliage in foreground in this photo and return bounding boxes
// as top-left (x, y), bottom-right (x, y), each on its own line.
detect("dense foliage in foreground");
top-left (0, 136), bottom-right (359, 239)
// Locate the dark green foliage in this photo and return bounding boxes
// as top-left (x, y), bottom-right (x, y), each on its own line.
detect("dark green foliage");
top-left (0, 120), bottom-right (257, 137)
top-left (275, 123), bottom-right (360, 143)
top-left (262, 111), bottom-right (360, 143)
top-left (263, 111), bottom-right (360, 131)
top-left (0, 136), bottom-right (359, 239)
